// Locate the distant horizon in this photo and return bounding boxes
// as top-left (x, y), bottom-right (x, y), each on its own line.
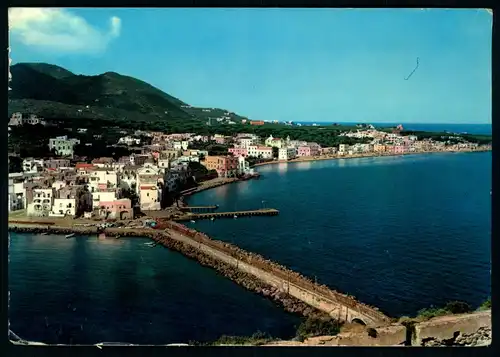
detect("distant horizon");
top-left (297, 121), bottom-right (492, 125)
top-left (9, 8), bottom-right (491, 124)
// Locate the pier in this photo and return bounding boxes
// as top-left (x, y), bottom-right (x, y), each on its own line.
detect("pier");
top-left (179, 205), bottom-right (219, 213)
top-left (9, 218), bottom-right (390, 327)
top-left (173, 208), bottom-right (279, 221)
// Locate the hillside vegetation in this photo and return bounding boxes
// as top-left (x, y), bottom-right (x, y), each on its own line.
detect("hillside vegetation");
top-left (9, 62), bottom-right (245, 128)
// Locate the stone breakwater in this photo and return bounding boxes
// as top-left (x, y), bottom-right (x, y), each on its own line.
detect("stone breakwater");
top-left (9, 221), bottom-right (390, 325)
top-left (158, 222), bottom-right (390, 324)
top-left (8, 224), bottom-right (328, 320)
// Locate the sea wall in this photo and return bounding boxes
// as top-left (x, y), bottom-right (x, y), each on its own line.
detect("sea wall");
top-left (9, 222), bottom-right (388, 326)
top-left (412, 310), bottom-right (491, 347)
top-left (164, 222), bottom-right (390, 326)
top-left (9, 224), bottom-right (327, 320)
top-left (264, 310), bottom-right (491, 347)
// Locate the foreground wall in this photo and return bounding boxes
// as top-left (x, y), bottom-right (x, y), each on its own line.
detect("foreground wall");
top-left (265, 310), bottom-right (491, 347)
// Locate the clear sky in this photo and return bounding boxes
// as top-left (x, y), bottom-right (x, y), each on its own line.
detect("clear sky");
top-left (9, 8), bottom-right (492, 124)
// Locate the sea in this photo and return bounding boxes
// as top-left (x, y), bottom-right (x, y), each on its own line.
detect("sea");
top-left (9, 152), bottom-right (491, 345)
top-left (296, 122), bottom-right (492, 135)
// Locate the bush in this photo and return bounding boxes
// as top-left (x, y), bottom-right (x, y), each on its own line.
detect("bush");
top-left (444, 301), bottom-right (472, 314)
top-left (295, 316), bottom-right (342, 341)
top-left (478, 298), bottom-right (491, 311)
top-left (366, 328), bottom-right (378, 338)
top-left (212, 331), bottom-right (275, 346)
top-left (416, 300), bottom-right (473, 321)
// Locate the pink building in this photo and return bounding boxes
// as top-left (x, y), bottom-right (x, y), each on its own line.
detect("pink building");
top-left (297, 145), bottom-right (321, 157)
top-left (297, 146), bottom-right (312, 157)
top-left (228, 147), bottom-right (248, 158)
top-left (98, 198), bottom-right (133, 220)
top-left (394, 145), bottom-right (407, 154)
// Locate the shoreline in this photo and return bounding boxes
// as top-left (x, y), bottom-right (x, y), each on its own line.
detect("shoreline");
top-left (251, 148), bottom-right (491, 168)
top-left (181, 148), bottom-right (491, 199)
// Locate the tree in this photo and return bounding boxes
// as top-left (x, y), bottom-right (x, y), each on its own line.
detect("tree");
top-left (8, 156), bottom-right (22, 173)
top-left (121, 187), bottom-right (139, 207)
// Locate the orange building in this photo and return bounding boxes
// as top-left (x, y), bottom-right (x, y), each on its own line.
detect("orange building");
top-left (250, 121), bottom-right (265, 126)
top-left (202, 155), bottom-right (239, 178)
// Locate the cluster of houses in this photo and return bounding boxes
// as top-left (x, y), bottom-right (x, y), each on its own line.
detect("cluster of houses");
top-left (8, 124), bottom-right (489, 219)
top-left (226, 129), bottom-right (486, 160)
top-left (8, 131), bottom-right (257, 218)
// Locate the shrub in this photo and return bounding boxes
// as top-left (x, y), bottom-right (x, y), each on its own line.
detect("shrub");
top-left (444, 301), bottom-right (472, 314)
top-left (295, 316), bottom-right (342, 341)
top-left (478, 298), bottom-right (491, 311)
top-left (367, 328), bottom-right (378, 338)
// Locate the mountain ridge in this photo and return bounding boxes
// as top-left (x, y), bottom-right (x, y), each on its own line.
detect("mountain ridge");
top-left (9, 62), bottom-right (247, 129)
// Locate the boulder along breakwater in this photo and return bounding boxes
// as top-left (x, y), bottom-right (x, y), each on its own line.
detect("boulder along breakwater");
top-left (9, 222), bottom-right (390, 326)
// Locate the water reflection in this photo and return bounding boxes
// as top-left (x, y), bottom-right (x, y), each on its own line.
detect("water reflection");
top-left (277, 163), bottom-right (288, 175)
top-left (294, 161), bottom-right (312, 171)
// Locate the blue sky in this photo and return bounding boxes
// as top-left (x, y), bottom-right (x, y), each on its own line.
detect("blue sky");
top-left (9, 8), bottom-right (492, 124)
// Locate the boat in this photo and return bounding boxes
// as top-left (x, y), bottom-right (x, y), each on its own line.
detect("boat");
top-left (210, 217), bottom-right (215, 221)
top-left (144, 242), bottom-right (155, 247)
top-left (41, 232), bottom-right (48, 236)
top-left (234, 215), bottom-right (238, 219)
top-left (65, 233), bottom-right (75, 239)
top-left (190, 220), bottom-right (196, 223)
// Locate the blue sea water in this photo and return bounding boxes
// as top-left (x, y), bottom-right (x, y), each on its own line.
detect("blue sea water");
top-left (9, 152), bottom-right (491, 344)
top-left (8, 235), bottom-right (299, 345)
top-left (296, 122), bottom-right (492, 135)
top-left (186, 152), bottom-right (491, 316)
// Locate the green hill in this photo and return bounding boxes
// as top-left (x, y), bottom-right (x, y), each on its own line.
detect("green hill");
top-left (8, 62), bottom-right (246, 130)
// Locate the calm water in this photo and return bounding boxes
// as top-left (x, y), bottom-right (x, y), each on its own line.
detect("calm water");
top-left (9, 234), bottom-right (299, 344)
top-left (186, 152), bottom-right (491, 316)
top-left (297, 122), bottom-right (492, 135)
top-left (9, 152), bottom-right (491, 344)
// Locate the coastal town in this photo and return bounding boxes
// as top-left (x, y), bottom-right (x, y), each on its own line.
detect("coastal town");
top-left (8, 112), bottom-right (491, 222)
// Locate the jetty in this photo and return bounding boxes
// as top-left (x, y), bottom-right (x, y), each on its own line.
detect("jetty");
top-left (173, 208), bottom-right (279, 222)
top-left (179, 205), bottom-right (219, 213)
top-left (9, 219), bottom-right (390, 327)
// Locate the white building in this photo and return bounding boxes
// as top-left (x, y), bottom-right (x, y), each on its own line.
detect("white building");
top-left (118, 136), bottom-right (141, 146)
top-left (238, 137), bottom-right (256, 148)
top-left (278, 147), bottom-right (297, 161)
top-left (265, 135), bottom-right (283, 149)
top-left (173, 141), bottom-right (182, 151)
top-left (22, 158), bottom-right (44, 173)
top-left (27, 188), bottom-right (54, 216)
top-left (158, 159), bottom-right (170, 172)
top-left (137, 166), bottom-right (163, 210)
top-left (8, 176), bottom-right (26, 212)
top-left (247, 146), bottom-right (273, 159)
top-left (237, 157), bottom-right (253, 175)
top-left (91, 191), bottom-right (117, 209)
top-left (89, 169), bottom-right (119, 192)
top-left (48, 136), bottom-right (80, 157)
top-left (50, 198), bottom-right (76, 217)
top-left (9, 113), bottom-right (45, 126)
